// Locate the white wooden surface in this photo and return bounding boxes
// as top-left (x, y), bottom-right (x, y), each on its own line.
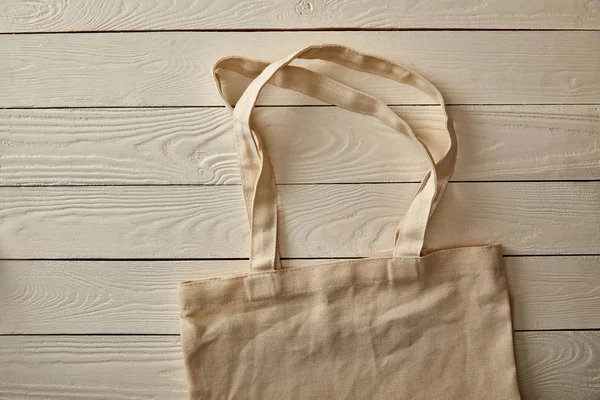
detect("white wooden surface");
top-left (1, 31), bottom-right (599, 107)
top-left (0, 1), bottom-right (599, 399)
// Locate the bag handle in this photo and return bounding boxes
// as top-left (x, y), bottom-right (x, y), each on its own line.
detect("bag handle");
top-left (213, 56), bottom-right (456, 214)
top-left (213, 45), bottom-right (457, 272)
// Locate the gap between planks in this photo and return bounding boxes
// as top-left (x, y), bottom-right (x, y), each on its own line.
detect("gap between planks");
top-left (3, 103), bottom-right (600, 109)
top-left (4, 29), bottom-right (600, 35)
top-left (1, 181), bottom-right (600, 188)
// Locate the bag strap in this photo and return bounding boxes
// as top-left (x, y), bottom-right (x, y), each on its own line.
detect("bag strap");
top-left (213, 45), bottom-right (457, 273)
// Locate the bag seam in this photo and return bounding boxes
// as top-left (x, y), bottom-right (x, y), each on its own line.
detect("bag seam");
top-left (181, 268), bottom-right (493, 310)
top-left (179, 249), bottom-right (500, 288)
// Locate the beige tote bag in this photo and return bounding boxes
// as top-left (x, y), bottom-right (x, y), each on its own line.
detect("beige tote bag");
top-left (179, 45), bottom-right (521, 400)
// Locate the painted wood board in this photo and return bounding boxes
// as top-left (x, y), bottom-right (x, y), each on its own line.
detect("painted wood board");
top-left (1, 0), bottom-right (599, 32)
top-left (1, 256), bottom-right (598, 334)
top-left (1, 31), bottom-right (599, 107)
top-left (0, 332), bottom-right (598, 399)
top-left (0, 182), bottom-right (598, 258)
top-left (1, 105), bottom-right (598, 185)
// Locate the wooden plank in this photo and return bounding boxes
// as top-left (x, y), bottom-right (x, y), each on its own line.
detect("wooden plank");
top-left (0, 182), bottom-right (597, 258)
top-left (1, 257), bottom-right (598, 334)
top-left (505, 257), bottom-right (600, 331)
top-left (2, 105), bottom-right (598, 185)
top-left (1, 31), bottom-right (599, 107)
top-left (1, 0), bottom-right (599, 32)
top-left (0, 332), bottom-right (598, 399)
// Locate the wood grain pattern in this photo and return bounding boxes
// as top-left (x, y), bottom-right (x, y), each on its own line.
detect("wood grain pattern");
top-left (0, 183), bottom-right (598, 259)
top-left (1, 31), bottom-right (599, 107)
top-left (2, 105), bottom-right (598, 185)
top-left (1, 0), bottom-right (599, 32)
top-left (514, 332), bottom-right (600, 400)
top-left (505, 257), bottom-right (600, 331)
top-left (1, 332), bottom-right (598, 399)
top-left (1, 257), bottom-right (598, 334)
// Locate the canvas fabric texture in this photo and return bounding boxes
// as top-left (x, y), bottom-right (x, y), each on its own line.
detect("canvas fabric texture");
top-left (179, 45), bottom-right (521, 400)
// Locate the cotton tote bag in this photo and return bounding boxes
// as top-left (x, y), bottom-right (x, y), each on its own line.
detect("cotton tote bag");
top-left (179, 45), bottom-right (521, 400)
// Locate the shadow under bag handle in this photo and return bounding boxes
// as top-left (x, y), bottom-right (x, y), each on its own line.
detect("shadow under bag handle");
top-left (213, 45), bottom-right (457, 272)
